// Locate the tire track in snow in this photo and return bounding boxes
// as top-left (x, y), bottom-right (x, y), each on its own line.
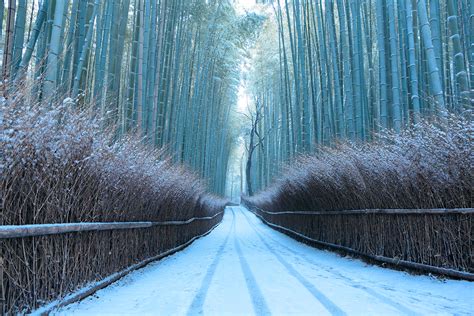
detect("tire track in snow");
top-left (238, 207), bottom-right (346, 315)
top-left (54, 206), bottom-right (473, 315)
top-left (186, 210), bottom-right (235, 315)
top-left (241, 209), bottom-right (420, 315)
top-left (233, 216), bottom-right (271, 315)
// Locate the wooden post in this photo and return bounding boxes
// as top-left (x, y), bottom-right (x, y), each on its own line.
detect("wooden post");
top-left (0, 256), bottom-right (5, 316)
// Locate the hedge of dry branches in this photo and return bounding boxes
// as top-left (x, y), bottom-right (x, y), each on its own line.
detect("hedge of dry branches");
top-left (245, 115), bottom-right (473, 212)
top-left (1, 218), bottom-right (223, 314)
top-left (243, 115), bottom-right (473, 274)
top-left (0, 98), bottom-right (227, 313)
top-left (245, 208), bottom-right (472, 273)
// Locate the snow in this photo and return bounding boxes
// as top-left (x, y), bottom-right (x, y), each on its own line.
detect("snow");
top-left (54, 206), bottom-right (474, 315)
top-left (32, 270), bottom-right (131, 316)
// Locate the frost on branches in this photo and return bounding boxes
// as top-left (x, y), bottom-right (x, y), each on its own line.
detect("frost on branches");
top-left (245, 115), bottom-right (473, 212)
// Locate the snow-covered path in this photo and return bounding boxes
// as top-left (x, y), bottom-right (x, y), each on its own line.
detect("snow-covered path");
top-left (57, 206), bottom-right (473, 315)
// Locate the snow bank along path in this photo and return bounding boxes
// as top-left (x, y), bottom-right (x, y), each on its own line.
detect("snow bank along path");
top-left (56, 206), bottom-right (473, 315)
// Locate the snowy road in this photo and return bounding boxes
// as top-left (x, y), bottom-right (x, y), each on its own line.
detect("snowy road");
top-left (57, 206), bottom-right (473, 315)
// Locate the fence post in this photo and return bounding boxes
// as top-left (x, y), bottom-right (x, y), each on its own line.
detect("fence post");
top-left (0, 256), bottom-right (5, 316)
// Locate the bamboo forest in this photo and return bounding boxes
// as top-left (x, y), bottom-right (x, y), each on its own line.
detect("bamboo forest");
top-left (1, 0), bottom-right (473, 314)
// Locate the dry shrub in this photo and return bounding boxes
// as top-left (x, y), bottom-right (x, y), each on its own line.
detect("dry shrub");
top-left (0, 95), bottom-right (227, 313)
top-left (244, 114), bottom-right (473, 212)
top-left (242, 115), bottom-right (472, 275)
top-left (1, 97), bottom-right (227, 225)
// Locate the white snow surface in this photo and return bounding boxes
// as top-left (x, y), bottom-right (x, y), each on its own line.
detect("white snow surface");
top-left (56, 206), bottom-right (473, 315)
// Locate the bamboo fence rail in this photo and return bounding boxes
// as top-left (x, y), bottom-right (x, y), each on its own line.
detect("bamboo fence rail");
top-left (243, 203), bottom-right (473, 281)
top-left (256, 209), bottom-right (474, 215)
top-left (0, 212), bottom-right (223, 239)
top-left (32, 221), bottom-right (222, 315)
top-left (0, 211), bottom-right (224, 314)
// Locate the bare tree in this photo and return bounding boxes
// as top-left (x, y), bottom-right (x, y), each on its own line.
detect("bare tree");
top-left (242, 98), bottom-right (266, 196)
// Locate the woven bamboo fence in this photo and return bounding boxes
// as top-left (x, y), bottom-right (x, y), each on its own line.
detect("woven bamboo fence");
top-left (242, 201), bottom-right (473, 280)
top-left (0, 212), bottom-right (223, 314)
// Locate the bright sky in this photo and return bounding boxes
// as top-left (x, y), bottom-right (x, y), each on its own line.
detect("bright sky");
top-left (237, 83), bottom-right (250, 112)
top-left (234, 0), bottom-right (256, 14)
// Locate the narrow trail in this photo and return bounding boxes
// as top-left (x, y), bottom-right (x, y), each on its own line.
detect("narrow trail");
top-left (56, 206), bottom-right (474, 315)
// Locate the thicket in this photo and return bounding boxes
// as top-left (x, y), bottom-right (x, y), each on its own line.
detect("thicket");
top-left (0, 95), bottom-right (227, 313)
top-left (244, 114), bottom-right (473, 212)
top-left (1, 97), bottom-right (227, 226)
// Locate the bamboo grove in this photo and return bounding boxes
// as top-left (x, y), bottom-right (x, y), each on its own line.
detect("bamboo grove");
top-left (245, 0), bottom-right (473, 192)
top-left (0, 0), bottom-right (263, 195)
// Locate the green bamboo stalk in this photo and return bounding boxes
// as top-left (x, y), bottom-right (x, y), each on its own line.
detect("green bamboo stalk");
top-left (0, 1), bottom-right (4, 41)
top-left (446, 0), bottom-right (470, 107)
top-left (44, 0), bottom-right (68, 101)
top-left (406, 0), bottom-right (421, 122)
top-left (429, 0), bottom-right (444, 91)
top-left (11, 0), bottom-right (26, 74)
top-left (375, 0), bottom-right (389, 128)
top-left (72, 0), bottom-right (99, 98)
top-left (417, 0), bottom-right (446, 111)
top-left (387, 0), bottom-right (402, 132)
top-left (2, 0), bottom-right (16, 83)
top-left (16, 0), bottom-right (50, 79)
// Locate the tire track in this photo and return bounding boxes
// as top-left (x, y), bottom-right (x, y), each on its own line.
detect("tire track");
top-left (238, 208), bottom-right (346, 315)
top-left (186, 210), bottom-right (235, 315)
top-left (240, 208), bottom-right (420, 315)
top-left (233, 209), bottom-right (271, 315)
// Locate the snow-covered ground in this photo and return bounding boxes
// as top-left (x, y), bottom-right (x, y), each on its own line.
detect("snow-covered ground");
top-left (56, 206), bottom-right (474, 315)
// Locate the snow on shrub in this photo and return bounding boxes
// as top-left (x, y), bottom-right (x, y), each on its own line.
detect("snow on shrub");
top-left (244, 114), bottom-right (473, 212)
top-left (0, 96), bottom-right (227, 225)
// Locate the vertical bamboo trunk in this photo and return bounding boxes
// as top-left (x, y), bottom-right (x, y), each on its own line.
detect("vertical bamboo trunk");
top-left (293, 0), bottom-right (311, 151)
top-left (2, 0), bottom-right (16, 86)
top-left (387, 0), bottom-right (402, 131)
top-left (72, 0), bottom-right (99, 98)
top-left (137, 0), bottom-right (144, 134)
top-left (406, 0), bottom-right (421, 122)
top-left (417, 0), bottom-right (446, 111)
top-left (44, 0), bottom-right (68, 101)
top-left (336, 0), bottom-right (352, 137)
top-left (60, 0), bottom-right (79, 90)
top-left (11, 0), bottom-right (26, 75)
top-left (375, 0), bottom-right (389, 128)
top-left (446, 0), bottom-right (470, 107)
top-left (429, 0), bottom-right (444, 91)
top-left (284, 0), bottom-right (302, 152)
top-left (17, 0), bottom-right (50, 79)
top-left (0, 1), bottom-right (4, 41)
